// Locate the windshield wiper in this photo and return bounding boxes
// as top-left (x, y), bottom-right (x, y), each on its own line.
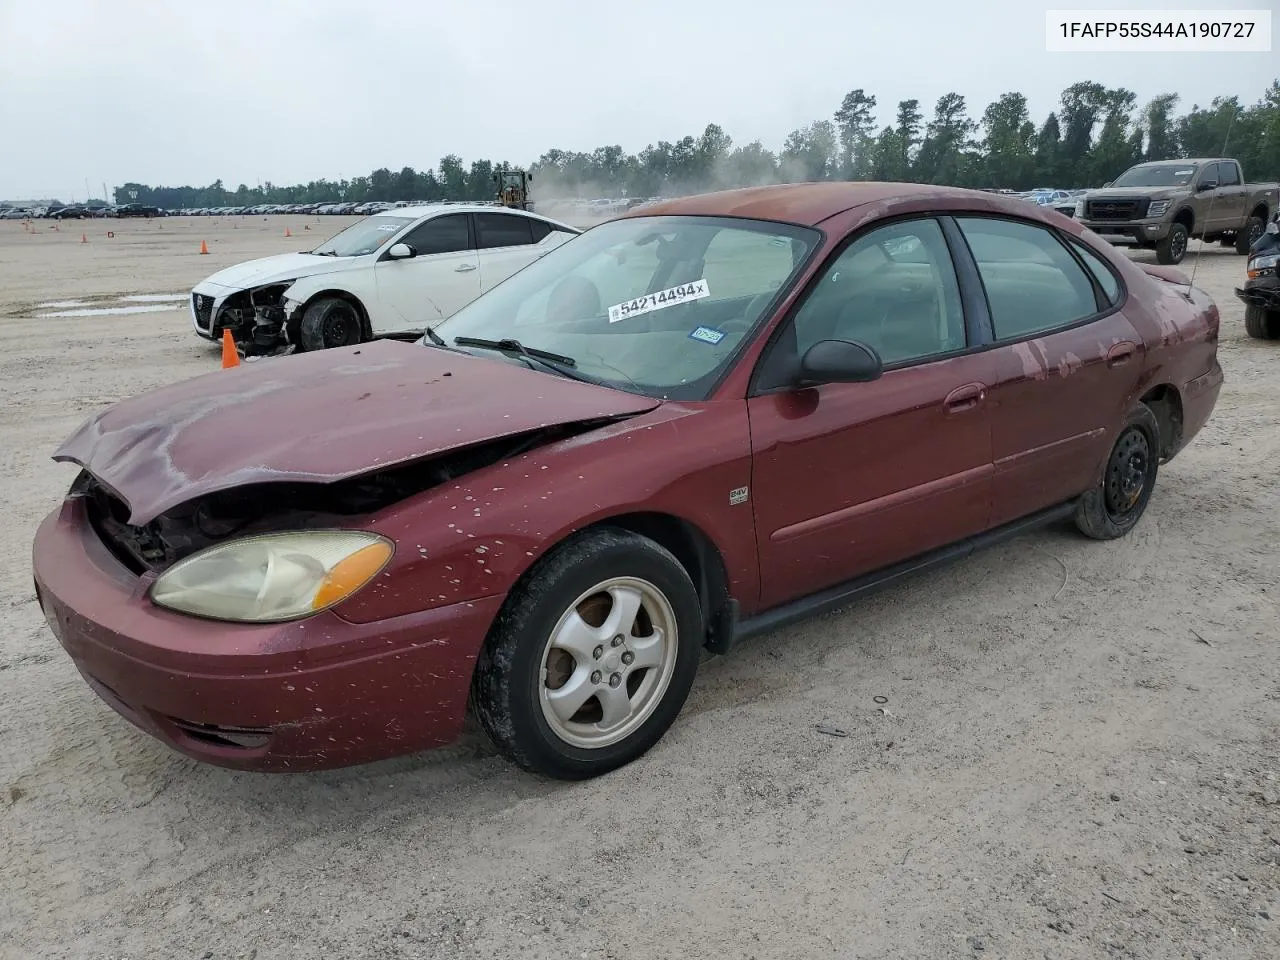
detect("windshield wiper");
top-left (424, 326), bottom-right (446, 346)
top-left (312, 250), bottom-right (337, 256)
top-left (453, 336), bottom-right (597, 383)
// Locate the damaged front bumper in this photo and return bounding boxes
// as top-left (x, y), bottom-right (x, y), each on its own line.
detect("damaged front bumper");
top-left (32, 495), bottom-right (502, 771)
top-left (190, 281), bottom-right (299, 356)
top-left (1235, 280), bottom-right (1280, 312)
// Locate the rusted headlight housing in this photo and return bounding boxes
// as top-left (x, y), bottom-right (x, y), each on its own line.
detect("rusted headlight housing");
top-left (150, 531), bottom-right (394, 622)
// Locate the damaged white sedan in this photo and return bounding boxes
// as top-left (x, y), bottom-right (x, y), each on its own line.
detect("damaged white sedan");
top-left (189, 205), bottom-right (581, 354)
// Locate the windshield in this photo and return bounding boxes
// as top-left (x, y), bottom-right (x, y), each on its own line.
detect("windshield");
top-left (311, 216), bottom-right (415, 257)
top-left (1111, 164), bottom-right (1198, 188)
top-left (430, 215), bottom-right (820, 400)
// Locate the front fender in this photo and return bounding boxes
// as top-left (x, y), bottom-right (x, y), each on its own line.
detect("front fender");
top-left (282, 274), bottom-right (376, 319)
top-left (332, 401), bottom-right (760, 625)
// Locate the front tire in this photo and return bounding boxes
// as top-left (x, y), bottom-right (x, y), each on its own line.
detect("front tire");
top-left (299, 297), bottom-right (365, 351)
top-left (1156, 223), bottom-right (1188, 265)
top-left (1074, 404), bottom-right (1161, 541)
top-left (1237, 217), bottom-right (1265, 255)
top-left (1245, 303), bottom-right (1280, 340)
top-left (472, 528), bottom-right (703, 780)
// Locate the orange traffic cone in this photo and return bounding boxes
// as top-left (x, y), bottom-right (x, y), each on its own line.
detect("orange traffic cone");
top-left (220, 329), bottom-right (240, 368)
top-left (284, 227), bottom-right (292, 238)
top-left (199, 240), bottom-right (209, 255)
top-left (81, 233), bottom-right (88, 244)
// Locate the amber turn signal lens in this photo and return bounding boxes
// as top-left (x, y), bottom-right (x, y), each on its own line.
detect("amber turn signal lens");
top-left (312, 541), bottom-right (394, 610)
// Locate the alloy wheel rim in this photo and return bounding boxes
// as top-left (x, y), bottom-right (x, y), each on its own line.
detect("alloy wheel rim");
top-left (538, 577), bottom-right (678, 750)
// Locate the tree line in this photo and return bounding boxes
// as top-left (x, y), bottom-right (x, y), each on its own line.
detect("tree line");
top-left (115, 79), bottom-right (1280, 209)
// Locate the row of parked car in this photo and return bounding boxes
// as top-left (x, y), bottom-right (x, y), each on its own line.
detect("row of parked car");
top-left (175, 200), bottom-right (511, 218)
top-left (0, 203), bottom-right (165, 220)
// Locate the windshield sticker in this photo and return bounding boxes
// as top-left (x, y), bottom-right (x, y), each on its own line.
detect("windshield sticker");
top-left (688, 325), bottom-right (726, 345)
top-left (1174, 169), bottom-right (1193, 176)
top-left (374, 224), bottom-right (399, 231)
top-left (608, 279), bottom-right (710, 323)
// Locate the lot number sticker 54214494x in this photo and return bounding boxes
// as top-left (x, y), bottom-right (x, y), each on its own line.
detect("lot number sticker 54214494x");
top-left (608, 279), bottom-right (711, 323)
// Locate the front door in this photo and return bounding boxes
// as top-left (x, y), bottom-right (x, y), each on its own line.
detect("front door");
top-left (951, 216), bottom-right (1146, 525)
top-left (375, 213), bottom-right (480, 333)
top-left (747, 217), bottom-right (995, 610)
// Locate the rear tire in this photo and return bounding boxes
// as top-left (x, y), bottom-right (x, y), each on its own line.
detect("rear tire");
top-left (472, 528), bottom-right (702, 780)
top-left (1156, 223), bottom-right (1188, 265)
top-left (299, 297), bottom-right (365, 351)
top-left (1237, 217), bottom-right (1265, 255)
top-left (1245, 303), bottom-right (1280, 340)
top-left (1074, 404), bottom-right (1161, 541)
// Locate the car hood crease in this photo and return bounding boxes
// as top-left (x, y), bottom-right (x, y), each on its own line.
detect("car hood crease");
top-left (54, 339), bottom-right (661, 525)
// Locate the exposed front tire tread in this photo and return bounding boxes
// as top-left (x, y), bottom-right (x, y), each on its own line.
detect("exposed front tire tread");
top-left (299, 297), bottom-right (365, 352)
top-left (1244, 303), bottom-right (1280, 340)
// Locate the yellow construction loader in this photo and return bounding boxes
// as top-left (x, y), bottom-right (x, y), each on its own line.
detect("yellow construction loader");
top-left (494, 170), bottom-right (534, 211)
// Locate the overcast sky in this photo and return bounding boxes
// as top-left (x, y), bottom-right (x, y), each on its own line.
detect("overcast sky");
top-left (0, 0), bottom-right (1275, 199)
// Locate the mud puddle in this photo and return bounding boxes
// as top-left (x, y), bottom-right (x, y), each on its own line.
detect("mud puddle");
top-left (30, 291), bottom-right (187, 318)
top-left (36, 303), bottom-right (181, 318)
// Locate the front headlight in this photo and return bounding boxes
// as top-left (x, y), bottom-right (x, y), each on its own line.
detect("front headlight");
top-left (1147, 200), bottom-right (1171, 217)
top-left (1073, 200), bottom-right (1085, 217)
top-left (150, 531), bottom-right (394, 622)
top-left (1248, 253), bottom-right (1279, 276)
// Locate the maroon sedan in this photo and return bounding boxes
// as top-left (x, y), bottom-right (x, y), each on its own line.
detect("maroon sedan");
top-left (33, 183), bottom-right (1223, 779)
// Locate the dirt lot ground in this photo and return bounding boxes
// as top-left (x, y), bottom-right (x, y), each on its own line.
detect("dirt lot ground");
top-left (1, 214), bottom-right (1277, 960)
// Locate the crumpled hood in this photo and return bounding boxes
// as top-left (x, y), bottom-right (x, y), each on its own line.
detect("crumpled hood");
top-left (54, 340), bottom-right (661, 525)
top-left (198, 252), bottom-right (361, 290)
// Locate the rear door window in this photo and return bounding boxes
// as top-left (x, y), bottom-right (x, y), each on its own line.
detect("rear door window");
top-left (956, 217), bottom-right (1101, 339)
top-left (1068, 239), bottom-right (1122, 305)
top-left (475, 213), bottom-right (535, 249)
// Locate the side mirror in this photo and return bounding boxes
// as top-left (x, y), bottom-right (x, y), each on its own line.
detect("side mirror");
top-left (1198, 180), bottom-right (1218, 192)
top-left (797, 339), bottom-right (883, 387)
top-left (1103, 181), bottom-right (1113, 188)
top-left (387, 242), bottom-right (415, 260)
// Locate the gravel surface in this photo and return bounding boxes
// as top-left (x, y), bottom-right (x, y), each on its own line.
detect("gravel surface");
top-left (1, 215), bottom-right (1277, 960)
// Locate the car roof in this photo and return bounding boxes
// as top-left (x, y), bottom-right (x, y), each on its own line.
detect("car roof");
top-left (613, 181), bottom-right (1053, 228)
top-left (371, 203), bottom-right (535, 218)
top-left (371, 202), bottom-right (579, 232)
top-left (1129, 158), bottom-right (1220, 166)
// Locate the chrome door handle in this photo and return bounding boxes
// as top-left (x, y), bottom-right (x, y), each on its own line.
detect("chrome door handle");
top-left (455, 263), bottom-right (477, 273)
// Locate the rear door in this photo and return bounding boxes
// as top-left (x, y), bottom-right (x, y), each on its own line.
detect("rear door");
top-left (474, 212), bottom-right (557, 292)
top-left (1210, 161), bottom-right (1247, 232)
top-left (951, 216), bottom-right (1144, 526)
top-left (374, 213), bottom-right (479, 332)
top-left (747, 217), bottom-right (996, 609)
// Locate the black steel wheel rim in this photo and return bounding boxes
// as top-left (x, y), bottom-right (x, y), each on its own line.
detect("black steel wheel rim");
top-left (1104, 427), bottom-right (1150, 520)
top-left (323, 306), bottom-right (358, 347)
